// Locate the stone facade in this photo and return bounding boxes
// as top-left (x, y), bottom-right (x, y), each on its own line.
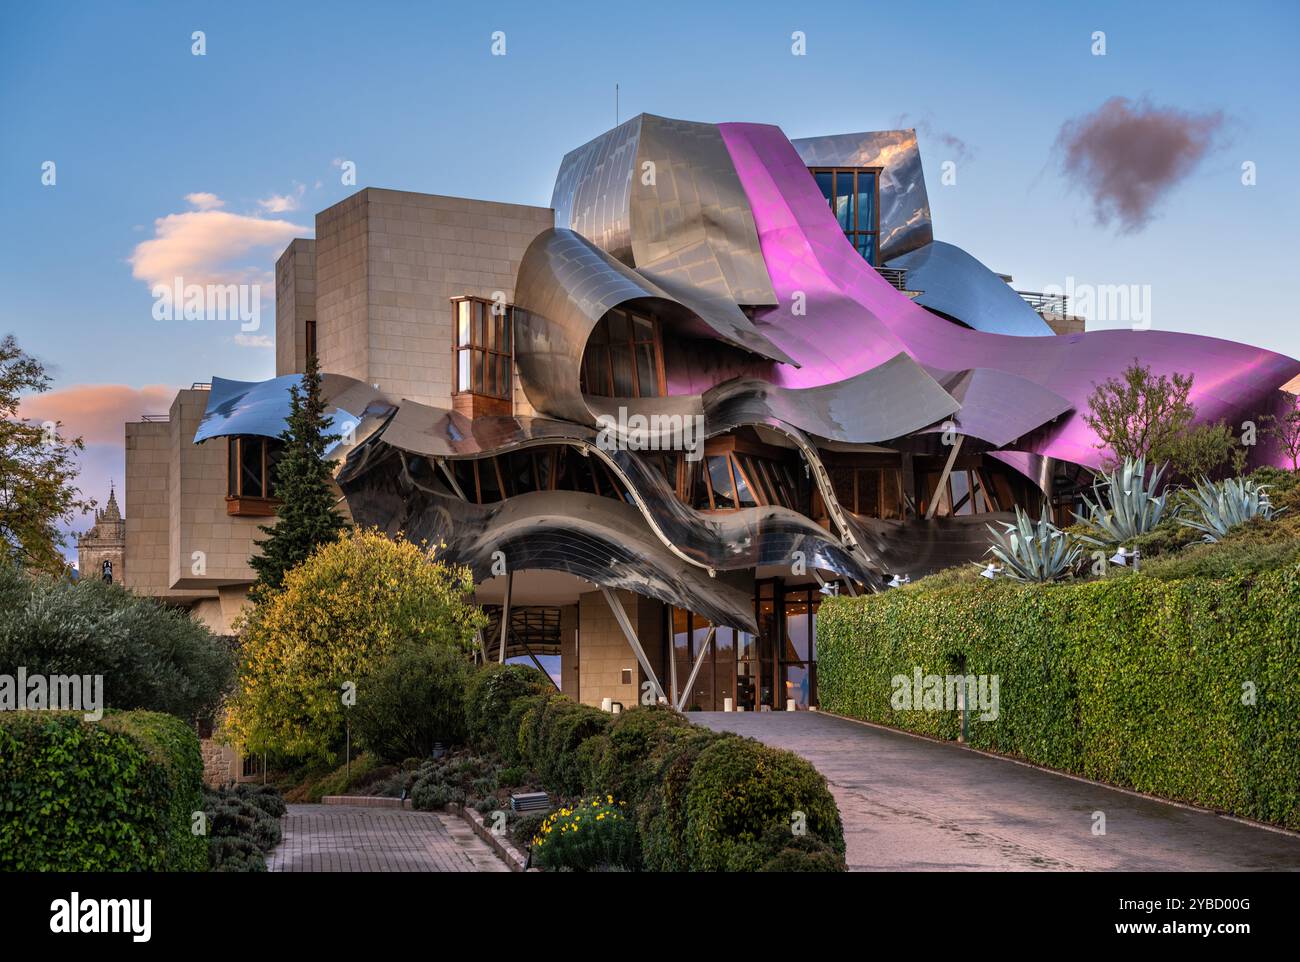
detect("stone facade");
top-left (122, 188), bottom-right (553, 634)
top-left (76, 486), bottom-right (125, 584)
top-left (275, 237), bottom-right (316, 376)
top-left (313, 187), bottom-right (553, 407)
top-left (575, 590), bottom-right (667, 709)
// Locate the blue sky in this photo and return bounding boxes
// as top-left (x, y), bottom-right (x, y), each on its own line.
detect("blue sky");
top-left (1, 0), bottom-right (1297, 544)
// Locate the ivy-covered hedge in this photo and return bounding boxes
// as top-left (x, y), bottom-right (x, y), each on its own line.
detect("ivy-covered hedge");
top-left (817, 567), bottom-right (1300, 830)
top-left (0, 710), bottom-right (208, 870)
top-left (465, 664), bottom-right (846, 870)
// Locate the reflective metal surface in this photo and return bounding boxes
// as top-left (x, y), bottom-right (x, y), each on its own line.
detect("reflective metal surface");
top-left (792, 128), bottom-right (933, 262)
top-left (193, 374), bottom-right (395, 458)
top-left (719, 121), bottom-right (1300, 470)
top-left (553, 113), bottom-right (777, 306)
top-left (887, 241), bottom-right (1054, 336)
top-left (339, 445), bottom-right (760, 632)
top-left (512, 227), bottom-right (795, 424)
top-left (342, 401), bottom-right (880, 587)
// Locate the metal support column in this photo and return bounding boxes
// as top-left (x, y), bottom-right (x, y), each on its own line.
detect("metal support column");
top-left (599, 586), bottom-right (666, 704)
top-left (926, 435), bottom-right (965, 520)
top-left (675, 626), bottom-right (716, 712)
top-left (498, 570), bottom-right (513, 664)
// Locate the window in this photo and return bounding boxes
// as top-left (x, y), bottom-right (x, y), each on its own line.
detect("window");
top-left (922, 468), bottom-right (1004, 517)
top-left (226, 436), bottom-right (283, 515)
top-left (683, 451), bottom-right (804, 513)
top-left (452, 297), bottom-right (513, 401)
top-left (828, 466), bottom-right (903, 518)
top-left (809, 167), bottom-right (880, 265)
top-left (304, 320), bottom-right (317, 360)
top-left (580, 307), bottom-right (665, 398)
top-left (446, 447), bottom-right (631, 505)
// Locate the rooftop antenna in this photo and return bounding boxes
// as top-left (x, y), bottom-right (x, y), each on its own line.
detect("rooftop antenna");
top-left (615, 83), bottom-right (619, 126)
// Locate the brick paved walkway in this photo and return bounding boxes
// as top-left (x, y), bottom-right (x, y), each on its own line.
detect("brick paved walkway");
top-left (267, 804), bottom-right (509, 872)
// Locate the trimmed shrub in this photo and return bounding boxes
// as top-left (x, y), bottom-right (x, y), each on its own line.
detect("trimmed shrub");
top-left (683, 735), bottom-right (844, 871)
top-left (594, 705), bottom-right (692, 803)
top-left (464, 662), bottom-right (550, 752)
top-left (0, 710), bottom-right (207, 871)
top-left (756, 828), bottom-right (848, 872)
top-left (0, 562), bottom-right (232, 721)
top-left (817, 566), bottom-right (1300, 830)
top-left (637, 727), bottom-right (720, 872)
top-left (460, 665), bottom-right (849, 871)
top-left (351, 644), bottom-right (471, 763)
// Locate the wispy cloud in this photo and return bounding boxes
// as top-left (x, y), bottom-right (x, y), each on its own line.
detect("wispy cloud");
top-left (18, 383), bottom-right (176, 444)
top-left (129, 193), bottom-right (308, 291)
top-left (1055, 96), bottom-right (1227, 233)
top-left (893, 114), bottom-right (974, 164)
top-left (234, 334), bottom-right (274, 349)
top-left (258, 183), bottom-right (306, 213)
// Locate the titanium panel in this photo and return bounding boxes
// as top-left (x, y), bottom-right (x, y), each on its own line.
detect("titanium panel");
top-left (887, 241), bottom-right (1055, 336)
top-left (719, 121), bottom-right (1300, 470)
top-left (340, 447), bottom-right (759, 632)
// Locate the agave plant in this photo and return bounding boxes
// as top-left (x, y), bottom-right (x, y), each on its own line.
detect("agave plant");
top-left (984, 505), bottom-right (1087, 582)
top-left (1075, 457), bottom-right (1172, 542)
top-left (1177, 476), bottom-right (1282, 542)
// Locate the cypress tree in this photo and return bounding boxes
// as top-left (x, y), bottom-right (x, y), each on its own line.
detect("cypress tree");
top-left (249, 352), bottom-right (347, 600)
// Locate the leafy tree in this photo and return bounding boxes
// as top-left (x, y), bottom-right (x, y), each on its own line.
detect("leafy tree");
top-left (0, 334), bottom-right (94, 573)
top-left (225, 529), bottom-right (486, 762)
top-left (350, 644), bottom-right (471, 762)
top-left (249, 352), bottom-right (346, 600)
top-left (1084, 359), bottom-right (1242, 480)
top-left (1262, 392), bottom-right (1300, 471)
top-left (0, 557), bottom-right (234, 720)
top-left (1083, 360), bottom-right (1195, 470)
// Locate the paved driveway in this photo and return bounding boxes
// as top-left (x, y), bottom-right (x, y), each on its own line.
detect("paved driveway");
top-left (694, 711), bottom-right (1300, 871)
top-left (267, 804), bottom-right (509, 872)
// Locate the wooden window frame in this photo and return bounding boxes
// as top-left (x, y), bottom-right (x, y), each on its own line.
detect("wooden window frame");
top-left (809, 167), bottom-right (882, 265)
top-left (451, 296), bottom-right (513, 402)
top-left (580, 307), bottom-right (668, 399)
top-left (226, 436), bottom-right (280, 516)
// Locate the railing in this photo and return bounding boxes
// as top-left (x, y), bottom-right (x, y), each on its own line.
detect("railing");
top-left (874, 266), bottom-right (909, 291)
top-left (1018, 291), bottom-right (1070, 316)
top-left (139, 414), bottom-right (169, 422)
top-left (191, 382), bottom-right (211, 390)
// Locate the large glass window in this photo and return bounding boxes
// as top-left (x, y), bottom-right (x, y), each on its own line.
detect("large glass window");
top-left (452, 296), bottom-right (513, 401)
top-left (809, 167), bottom-right (881, 265)
top-left (581, 307), bottom-right (665, 398)
top-left (684, 450), bottom-right (803, 513)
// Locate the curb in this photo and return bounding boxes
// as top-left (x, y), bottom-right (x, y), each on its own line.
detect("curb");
top-left (320, 795), bottom-right (412, 809)
top-left (448, 803), bottom-right (537, 872)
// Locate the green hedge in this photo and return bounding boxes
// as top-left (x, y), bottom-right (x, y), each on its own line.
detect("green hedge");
top-left (817, 567), bottom-right (1300, 830)
top-left (0, 710), bottom-right (208, 870)
top-left (465, 665), bottom-right (846, 870)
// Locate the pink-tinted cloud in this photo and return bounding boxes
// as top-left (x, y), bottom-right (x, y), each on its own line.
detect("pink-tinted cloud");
top-left (129, 193), bottom-right (307, 290)
top-left (18, 383), bottom-right (176, 445)
top-left (1055, 96), bottom-right (1226, 233)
